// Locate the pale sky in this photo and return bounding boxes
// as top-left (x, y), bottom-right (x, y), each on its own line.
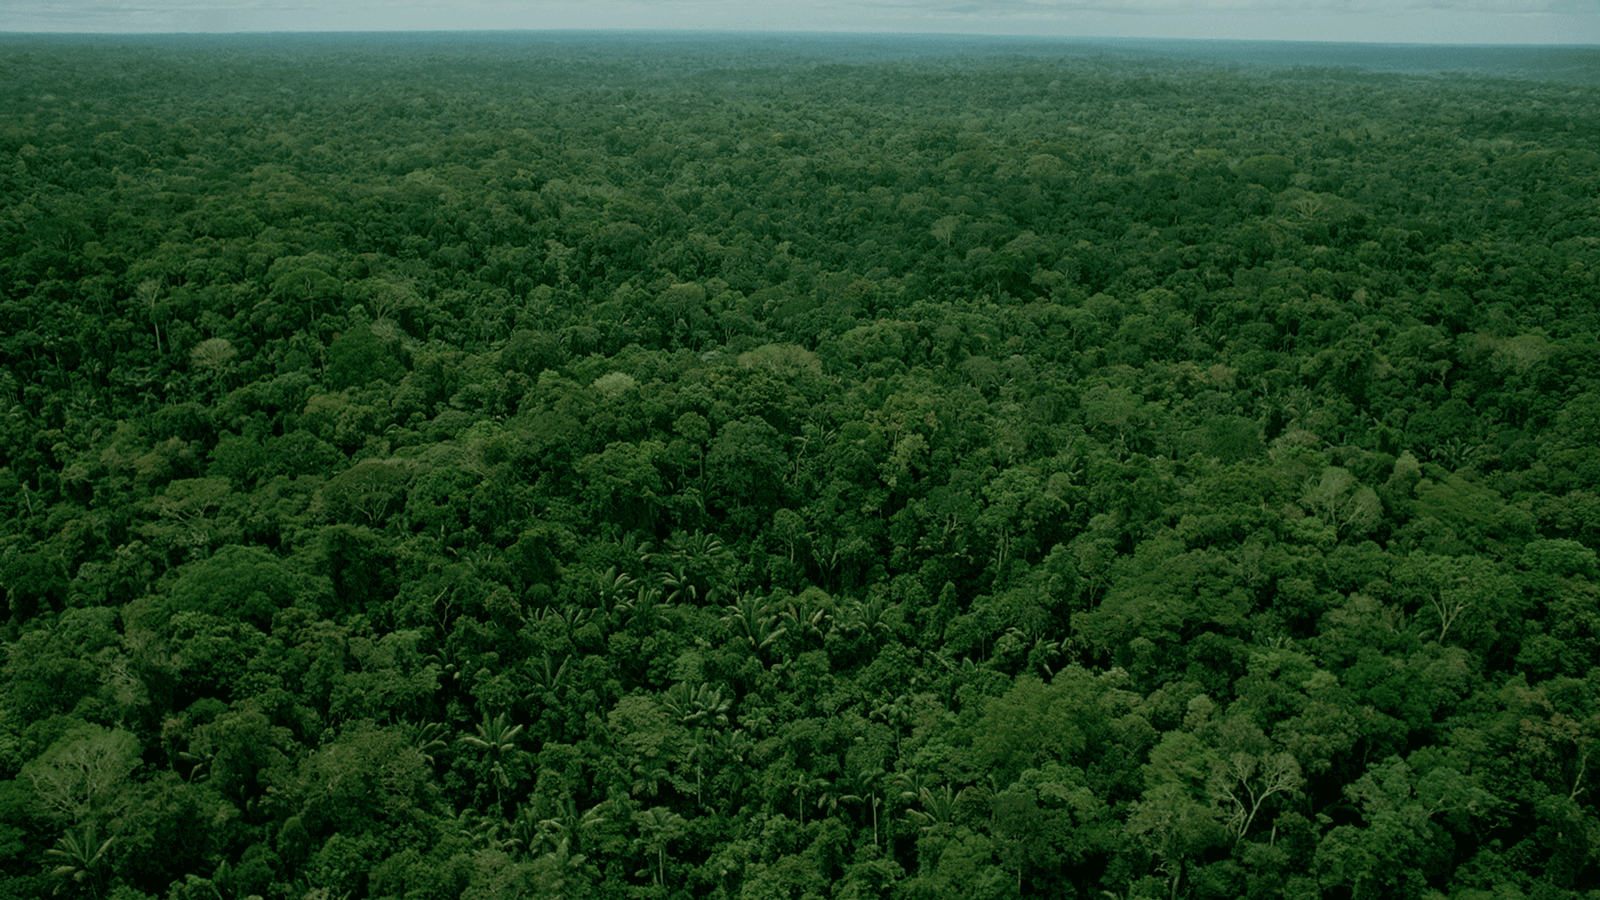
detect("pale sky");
top-left (2, 0), bottom-right (1597, 44)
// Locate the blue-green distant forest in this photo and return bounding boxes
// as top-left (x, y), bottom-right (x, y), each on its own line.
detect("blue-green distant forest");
top-left (1, 31), bottom-right (1598, 900)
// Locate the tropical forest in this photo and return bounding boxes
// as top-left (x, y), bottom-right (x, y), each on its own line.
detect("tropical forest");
top-left (1, 31), bottom-right (1598, 900)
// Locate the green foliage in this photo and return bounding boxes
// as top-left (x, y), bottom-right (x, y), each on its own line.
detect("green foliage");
top-left (20, 725), bottom-right (140, 824)
top-left (131, 545), bottom-right (315, 631)
top-left (42, 822), bottom-right (113, 897)
top-left (326, 325), bottom-right (404, 390)
top-left (0, 32), bottom-right (1596, 900)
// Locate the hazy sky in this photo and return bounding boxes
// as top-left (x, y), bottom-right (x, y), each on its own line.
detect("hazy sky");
top-left (2, 0), bottom-right (1597, 44)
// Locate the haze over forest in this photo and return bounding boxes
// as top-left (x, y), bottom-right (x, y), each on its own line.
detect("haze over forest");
top-left (3, 0), bottom-right (1599, 44)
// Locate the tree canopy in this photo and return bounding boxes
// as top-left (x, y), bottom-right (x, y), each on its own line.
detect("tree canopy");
top-left (1, 31), bottom-right (1598, 900)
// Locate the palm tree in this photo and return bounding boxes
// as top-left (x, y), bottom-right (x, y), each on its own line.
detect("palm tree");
top-left (666, 529), bottom-right (732, 576)
top-left (536, 835), bottom-right (589, 897)
top-left (791, 772), bottom-right (831, 826)
top-left (659, 561), bottom-right (700, 605)
top-left (509, 795), bottom-right (608, 859)
top-left (44, 824), bottom-right (113, 897)
top-left (632, 806), bottom-right (687, 888)
top-left (630, 761), bottom-right (674, 800)
top-left (721, 591), bottom-right (787, 663)
top-left (460, 712), bottom-right (525, 811)
top-left (892, 770), bottom-right (935, 807)
top-left (683, 736), bottom-right (712, 809)
top-left (408, 721), bottom-right (450, 767)
top-left (452, 807), bottom-right (513, 852)
top-left (840, 765), bottom-right (887, 848)
top-left (618, 585), bottom-right (665, 633)
top-left (528, 654), bottom-right (571, 700)
top-left (871, 697), bottom-right (912, 756)
top-left (173, 746), bottom-right (213, 783)
top-left (545, 796), bottom-right (608, 848)
top-left (780, 600), bottom-right (828, 650)
top-left (661, 681), bottom-right (732, 729)
top-left (509, 803), bottom-right (543, 855)
top-left (703, 728), bottom-right (753, 811)
top-left (906, 783), bottom-right (962, 835)
top-left (530, 605), bottom-right (592, 639)
top-left (836, 596), bottom-right (894, 641)
top-left (597, 566), bottom-right (638, 618)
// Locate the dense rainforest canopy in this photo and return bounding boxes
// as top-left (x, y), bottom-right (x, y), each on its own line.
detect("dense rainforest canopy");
top-left (1, 31), bottom-right (1598, 900)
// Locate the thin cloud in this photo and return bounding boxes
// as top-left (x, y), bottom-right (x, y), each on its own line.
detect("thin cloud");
top-left (8, 0), bottom-right (1597, 13)
top-left (2, 0), bottom-right (1596, 41)
top-left (869, 0), bottom-right (1592, 11)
